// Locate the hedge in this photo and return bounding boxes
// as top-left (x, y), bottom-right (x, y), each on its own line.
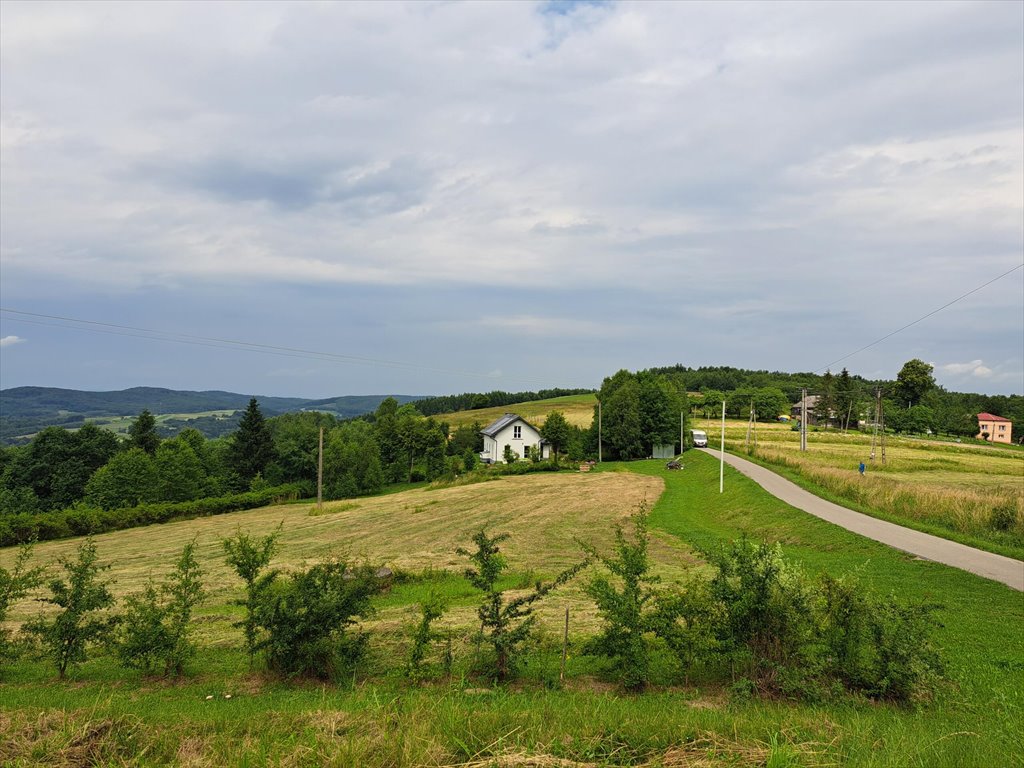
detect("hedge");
top-left (0, 484), bottom-right (305, 547)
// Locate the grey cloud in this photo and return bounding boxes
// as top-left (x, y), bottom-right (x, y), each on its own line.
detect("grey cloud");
top-left (137, 154), bottom-right (435, 214)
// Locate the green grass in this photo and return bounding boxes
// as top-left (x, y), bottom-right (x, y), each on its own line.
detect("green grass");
top-left (1, 455), bottom-right (1022, 766)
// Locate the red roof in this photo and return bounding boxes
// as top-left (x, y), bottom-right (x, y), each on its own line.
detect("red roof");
top-left (977, 413), bottom-right (1011, 422)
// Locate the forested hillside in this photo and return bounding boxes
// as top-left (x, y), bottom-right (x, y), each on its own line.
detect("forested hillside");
top-left (0, 387), bottom-right (419, 444)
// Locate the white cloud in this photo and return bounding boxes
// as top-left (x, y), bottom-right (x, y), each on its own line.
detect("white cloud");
top-left (0, 336), bottom-right (26, 348)
top-left (940, 359), bottom-right (987, 375)
top-left (939, 360), bottom-right (998, 379)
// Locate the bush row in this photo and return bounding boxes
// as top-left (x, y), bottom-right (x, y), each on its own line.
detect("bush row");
top-left (0, 483), bottom-right (306, 547)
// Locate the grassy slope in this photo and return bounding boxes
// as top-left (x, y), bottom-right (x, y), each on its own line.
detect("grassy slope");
top-left (436, 393), bottom-right (597, 430)
top-left (1, 456), bottom-right (1022, 766)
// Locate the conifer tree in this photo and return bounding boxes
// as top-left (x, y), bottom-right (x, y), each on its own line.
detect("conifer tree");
top-left (128, 409), bottom-right (161, 455)
top-left (229, 398), bottom-right (276, 484)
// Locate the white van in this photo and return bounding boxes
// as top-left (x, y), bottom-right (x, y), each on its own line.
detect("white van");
top-left (691, 429), bottom-right (708, 448)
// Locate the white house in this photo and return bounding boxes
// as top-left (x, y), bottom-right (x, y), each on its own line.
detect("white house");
top-left (479, 413), bottom-right (551, 463)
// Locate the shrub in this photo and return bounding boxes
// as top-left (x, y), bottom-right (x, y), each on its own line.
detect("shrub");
top-left (459, 529), bottom-right (586, 682)
top-left (116, 541), bottom-right (205, 677)
top-left (0, 484), bottom-right (304, 546)
top-left (223, 527), bottom-right (280, 667)
top-left (647, 579), bottom-right (723, 686)
top-left (258, 560), bottom-right (383, 680)
top-left (580, 506), bottom-right (657, 691)
top-left (407, 592), bottom-right (447, 677)
top-left (24, 537), bottom-right (116, 679)
top-left (708, 538), bottom-right (815, 683)
top-left (0, 542), bottom-right (44, 671)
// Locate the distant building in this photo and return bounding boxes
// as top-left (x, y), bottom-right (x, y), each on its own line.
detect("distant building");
top-left (479, 413), bottom-right (550, 463)
top-left (791, 395), bottom-right (821, 426)
top-left (977, 413), bottom-right (1012, 444)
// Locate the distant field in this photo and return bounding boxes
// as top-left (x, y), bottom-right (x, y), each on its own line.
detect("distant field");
top-left (436, 393), bottom-right (597, 430)
top-left (696, 415), bottom-right (1024, 558)
top-left (89, 409), bottom-right (239, 434)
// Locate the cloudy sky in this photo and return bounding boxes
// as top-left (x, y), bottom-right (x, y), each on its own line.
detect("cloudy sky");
top-left (1, 1), bottom-right (1021, 398)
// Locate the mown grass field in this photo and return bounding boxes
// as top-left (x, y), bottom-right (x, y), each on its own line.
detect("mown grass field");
top-left (697, 416), bottom-right (1024, 560)
top-left (1, 454), bottom-right (1023, 767)
top-left (436, 393), bottom-right (597, 430)
top-left (88, 410), bottom-right (239, 435)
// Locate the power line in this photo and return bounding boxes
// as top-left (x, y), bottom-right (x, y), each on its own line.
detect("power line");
top-left (815, 263), bottom-right (1023, 374)
top-left (0, 307), bottom-right (557, 388)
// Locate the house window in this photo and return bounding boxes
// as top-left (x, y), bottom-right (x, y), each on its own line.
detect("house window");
top-left (998, 425), bottom-right (1006, 431)
top-left (513, 425), bottom-right (522, 439)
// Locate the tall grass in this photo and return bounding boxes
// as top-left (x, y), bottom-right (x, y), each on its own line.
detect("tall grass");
top-left (752, 446), bottom-right (1023, 552)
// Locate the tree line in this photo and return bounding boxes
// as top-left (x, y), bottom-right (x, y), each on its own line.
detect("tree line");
top-left (409, 388), bottom-right (594, 417)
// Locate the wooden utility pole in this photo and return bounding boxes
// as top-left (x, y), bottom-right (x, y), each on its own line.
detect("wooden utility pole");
top-left (680, 410), bottom-right (685, 454)
top-left (598, 399), bottom-right (602, 463)
top-left (879, 393), bottom-right (887, 464)
top-left (719, 400), bottom-right (726, 494)
top-left (317, 426), bottom-right (324, 513)
top-left (745, 399), bottom-right (754, 449)
top-left (870, 388), bottom-right (879, 462)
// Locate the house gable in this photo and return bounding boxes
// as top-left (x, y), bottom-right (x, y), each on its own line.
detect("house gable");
top-left (479, 413), bottom-right (544, 462)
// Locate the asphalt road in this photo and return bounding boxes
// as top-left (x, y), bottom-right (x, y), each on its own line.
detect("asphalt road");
top-left (698, 448), bottom-right (1024, 591)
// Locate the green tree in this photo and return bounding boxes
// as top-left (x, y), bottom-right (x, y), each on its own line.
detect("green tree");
top-left (373, 398), bottom-right (405, 483)
top-left (0, 543), bottom-right (44, 670)
top-left (323, 421), bottom-right (384, 498)
top-left (223, 527), bottom-right (280, 667)
top-left (128, 410), bottom-right (161, 455)
top-left (85, 447), bottom-right (158, 510)
top-left (448, 422), bottom-right (483, 457)
top-left (598, 372), bottom-right (645, 460)
top-left (894, 359), bottom-right (935, 408)
top-left (700, 389), bottom-right (725, 420)
top-left (228, 399), bottom-right (276, 486)
top-left (265, 411), bottom-right (336, 488)
top-left (116, 541), bottom-right (205, 676)
top-left (814, 371), bottom-right (836, 427)
top-left (24, 537), bottom-right (115, 679)
top-left (834, 368), bottom-right (860, 431)
top-left (0, 425), bottom-right (118, 511)
top-left (155, 439), bottom-right (207, 502)
top-left (540, 411), bottom-right (571, 464)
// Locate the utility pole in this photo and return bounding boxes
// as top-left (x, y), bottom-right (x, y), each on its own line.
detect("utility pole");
top-left (719, 400), bottom-right (726, 494)
top-left (800, 388), bottom-right (808, 452)
top-left (879, 393), bottom-right (887, 464)
top-left (749, 399), bottom-right (757, 448)
top-left (870, 388), bottom-right (879, 462)
top-left (680, 410), bottom-right (685, 454)
top-left (317, 426), bottom-right (324, 513)
top-left (597, 399), bottom-right (602, 463)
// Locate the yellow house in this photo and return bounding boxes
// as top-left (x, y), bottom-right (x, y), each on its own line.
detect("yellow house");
top-left (977, 413), bottom-right (1012, 444)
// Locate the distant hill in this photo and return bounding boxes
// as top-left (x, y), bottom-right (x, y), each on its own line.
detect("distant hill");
top-left (0, 387), bottom-right (421, 444)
